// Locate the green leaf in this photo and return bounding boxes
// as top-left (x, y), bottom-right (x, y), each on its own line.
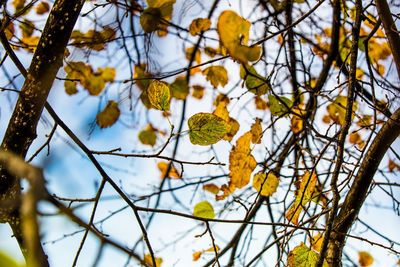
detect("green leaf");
top-left (96, 101), bottom-right (120, 129)
top-left (287, 243), bottom-right (328, 267)
top-left (193, 201), bottom-right (215, 219)
top-left (188, 113), bottom-right (228, 145)
top-left (268, 95), bottom-right (292, 116)
top-left (239, 65), bottom-right (269, 95)
top-left (138, 125), bottom-right (157, 146)
top-left (140, 7), bottom-right (162, 33)
top-left (147, 80), bottom-right (171, 111)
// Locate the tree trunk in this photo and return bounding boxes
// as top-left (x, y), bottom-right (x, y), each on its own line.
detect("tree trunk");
top-left (0, 0), bottom-right (85, 266)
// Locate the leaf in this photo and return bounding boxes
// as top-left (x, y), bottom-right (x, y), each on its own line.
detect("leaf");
top-left (192, 85), bottom-right (205, 99)
top-left (70, 27), bottom-right (116, 51)
top-left (36, 1), bottom-right (50, 14)
top-left (286, 172), bottom-right (317, 225)
top-left (217, 10), bottom-right (262, 63)
top-left (140, 7), bottom-right (162, 33)
top-left (157, 161), bottom-right (180, 179)
top-left (250, 118), bottom-right (262, 144)
top-left (20, 20), bottom-right (35, 38)
top-left (144, 254), bottom-right (163, 267)
top-left (12, 0), bottom-right (26, 11)
top-left (98, 67), bottom-right (116, 82)
top-left (0, 251), bottom-right (24, 267)
top-left (287, 243), bottom-right (328, 267)
top-left (268, 95), bottom-right (293, 117)
top-left (147, 80), bottom-right (171, 111)
top-left (326, 95), bottom-right (358, 125)
top-left (138, 124), bottom-right (157, 146)
top-left (96, 101), bottom-right (120, 129)
top-left (134, 64), bottom-right (153, 91)
top-left (255, 96), bottom-right (268, 110)
top-left (358, 251), bottom-right (374, 267)
top-left (4, 22), bottom-right (15, 40)
top-left (239, 65), bottom-right (269, 95)
top-left (189, 18), bottom-right (211, 36)
top-left (170, 76), bottom-right (189, 100)
top-left (145, 0), bottom-right (176, 36)
top-left (252, 172), bottom-right (279, 197)
top-left (203, 184), bottom-right (220, 194)
top-left (388, 159), bottom-right (400, 172)
top-left (83, 74), bottom-right (105, 96)
top-left (228, 132), bottom-right (257, 188)
top-left (224, 117), bottom-right (240, 142)
top-left (185, 46), bottom-right (201, 64)
top-left (192, 251), bottom-right (202, 261)
top-left (309, 233), bottom-right (324, 252)
top-left (193, 201), bottom-right (215, 219)
top-left (64, 78), bottom-right (78, 95)
top-left (188, 113), bottom-right (228, 145)
top-left (204, 46), bottom-right (218, 58)
top-left (20, 36), bottom-right (39, 53)
top-left (291, 108), bottom-right (305, 134)
top-left (202, 66), bottom-right (228, 88)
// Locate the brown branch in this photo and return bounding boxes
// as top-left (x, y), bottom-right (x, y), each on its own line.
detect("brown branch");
top-left (374, 0), bottom-right (400, 81)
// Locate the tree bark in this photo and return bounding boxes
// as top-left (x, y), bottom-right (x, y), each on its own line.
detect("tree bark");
top-left (0, 0), bottom-right (85, 265)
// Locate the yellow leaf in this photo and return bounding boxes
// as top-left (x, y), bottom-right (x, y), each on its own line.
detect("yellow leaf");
top-left (357, 115), bottom-right (372, 128)
top-left (250, 118), bottom-right (262, 144)
top-left (291, 108), bottom-right (304, 134)
top-left (358, 251), bottom-right (374, 267)
top-left (20, 20), bottom-right (35, 38)
top-left (286, 172), bottom-right (317, 225)
top-left (64, 78), bottom-right (78, 95)
top-left (349, 131), bottom-right (362, 144)
top-left (217, 10), bottom-right (261, 63)
top-left (12, 0), bottom-right (25, 10)
top-left (254, 96), bottom-right (268, 110)
top-left (389, 158), bottom-right (400, 172)
top-left (192, 251), bottom-right (202, 261)
top-left (147, 80), bottom-right (171, 111)
top-left (204, 46), bottom-right (218, 58)
top-left (216, 182), bottom-right (236, 200)
top-left (185, 46), bottom-right (201, 64)
top-left (188, 113), bottom-right (228, 145)
top-left (189, 18), bottom-right (211, 36)
top-left (252, 172), bottom-right (279, 197)
top-left (98, 67), bottom-right (116, 82)
top-left (224, 117), bottom-right (240, 142)
top-left (229, 132), bottom-right (257, 189)
top-left (140, 7), bottom-right (162, 33)
top-left (138, 124), bottom-right (157, 146)
top-left (193, 201), bottom-right (215, 219)
top-left (96, 101), bottom-right (120, 129)
top-left (287, 243), bottom-right (328, 267)
top-left (145, 0), bottom-right (176, 36)
top-left (20, 36), bottom-right (39, 53)
top-left (214, 93), bottom-right (230, 106)
top-left (144, 254), bottom-right (163, 267)
top-left (157, 161), bottom-right (180, 179)
top-left (203, 183), bottom-right (220, 194)
top-left (213, 101), bottom-right (229, 122)
top-left (83, 74), bottom-right (105, 96)
top-left (134, 64), bottom-right (153, 91)
top-left (4, 22), bottom-right (15, 40)
top-left (36, 1), bottom-right (50, 15)
top-left (192, 85), bottom-right (205, 99)
top-left (309, 233), bottom-right (324, 252)
top-left (326, 95), bottom-right (358, 125)
top-left (170, 76), bottom-right (189, 100)
top-left (202, 65), bottom-right (228, 88)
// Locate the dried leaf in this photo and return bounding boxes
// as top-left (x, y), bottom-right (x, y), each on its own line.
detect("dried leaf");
top-left (192, 85), bottom-right (205, 99)
top-left (255, 96), bottom-right (268, 110)
top-left (36, 1), bottom-right (50, 14)
top-left (228, 132), bottom-right (257, 189)
top-left (96, 101), bottom-right (120, 129)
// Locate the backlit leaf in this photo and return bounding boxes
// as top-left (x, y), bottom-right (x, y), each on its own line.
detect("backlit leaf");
top-left (229, 132), bottom-right (257, 188)
top-left (188, 113), bottom-right (228, 145)
top-left (240, 65), bottom-right (269, 95)
top-left (185, 46), bottom-right (201, 64)
top-left (203, 184), bottom-right (220, 194)
top-left (138, 124), bottom-right (157, 146)
top-left (202, 65), bottom-right (228, 88)
top-left (193, 201), bottom-right (215, 219)
top-left (144, 254), bottom-right (163, 267)
top-left (170, 76), bottom-right (189, 100)
top-left (287, 243), bottom-right (328, 267)
top-left (255, 96), bottom-right (268, 110)
top-left (189, 18), bottom-right (211, 36)
top-left (250, 118), bottom-right (262, 144)
top-left (291, 108), bottom-right (305, 134)
top-left (147, 80), bottom-right (171, 111)
top-left (286, 172), bottom-right (317, 225)
top-left (268, 95), bottom-right (293, 117)
top-left (36, 1), bottom-right (50, 14)
top-left (224, 117), bottom-right (240, 141)
top-left (157, 161), bottom-right (180, 179)
top-left (192, 85), bottom-right (205, 99)
top-left (96, 101), bottom-right (120, 129)
top-left (134, 63), bottom-right (153, 91)
top-left (12, 0), bottom-right (25, 11)
top-left (140, 7), bottom-right (162, 33)
top-left (252, 172), bottom-right (279, 197)
top-left (309, 233), bottom-right (324, 252)
top-left (388, 159), bottom-right (400, 172)
top-left (358, 251), bottom-right (373, 267)
top-left (217, 10), bottom-right (261, 63)
top-left (326, 95), bottom-right (358, 125)
top-left (99, 67), bottom-right (116, 82)
top-left (20, 20), bottom-right (34, 38)
top-left (64, 78), bottom-right (78, 95)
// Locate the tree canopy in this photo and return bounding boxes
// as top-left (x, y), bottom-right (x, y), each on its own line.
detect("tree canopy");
top-left (0, 0), bottom-right (400, 266)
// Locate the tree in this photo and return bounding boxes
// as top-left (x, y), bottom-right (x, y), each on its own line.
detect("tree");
top-left (0, 0), bottom-right (399, 266)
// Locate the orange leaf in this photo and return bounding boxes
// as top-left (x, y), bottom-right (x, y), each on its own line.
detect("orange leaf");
top-left (358, 251), bottom-right (374, 267)
top-left (189, 18), bottom-right (211, 36)
top-left (157, 162), bottom-right (180, 179)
